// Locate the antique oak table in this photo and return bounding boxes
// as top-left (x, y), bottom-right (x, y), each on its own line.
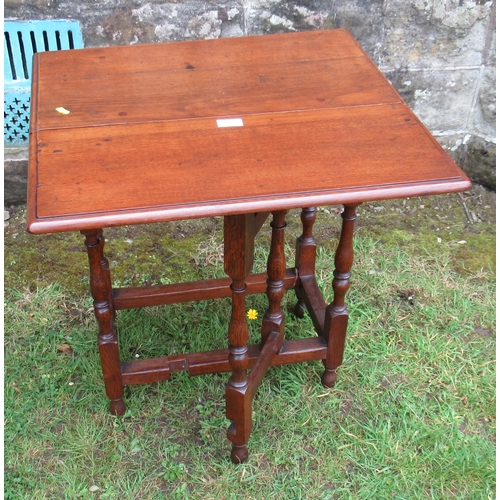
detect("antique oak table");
top-left (27, 29), bottom-right (470, 463)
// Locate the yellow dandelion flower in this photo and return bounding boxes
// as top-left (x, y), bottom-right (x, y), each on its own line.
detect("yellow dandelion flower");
top-left (247, 309), bottom-right (258, 320)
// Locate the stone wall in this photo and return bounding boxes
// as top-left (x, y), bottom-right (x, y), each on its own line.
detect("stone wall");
top-left (4, 0), bottom-right (496, 203)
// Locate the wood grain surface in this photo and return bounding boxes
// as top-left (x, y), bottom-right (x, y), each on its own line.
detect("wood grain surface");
top-left (27, 29), bottom-right (470, 233)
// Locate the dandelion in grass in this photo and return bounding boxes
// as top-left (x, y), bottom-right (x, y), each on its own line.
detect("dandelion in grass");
top-left (247, 309), bottom-right (258, 320)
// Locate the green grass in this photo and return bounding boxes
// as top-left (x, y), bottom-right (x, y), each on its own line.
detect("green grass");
top-left (4, 196), bottom-right (496, 499)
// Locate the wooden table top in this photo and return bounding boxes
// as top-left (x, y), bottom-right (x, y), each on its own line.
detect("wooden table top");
top-left (27, 29), bottom-right (470, 233)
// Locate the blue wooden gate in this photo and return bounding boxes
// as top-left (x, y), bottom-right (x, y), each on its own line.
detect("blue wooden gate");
top-left (4, 20), bottom-right (83, 146)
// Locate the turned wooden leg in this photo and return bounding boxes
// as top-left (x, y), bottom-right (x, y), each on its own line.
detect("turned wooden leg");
top-left (322, 204), bottom-right (359, 388)
top-left (226, 283), bottom-right (251, 463)
top-left (261, 210), bottom-right (287, 346)
top-left (224, 215), bottom-right (254, 463)
top-left (96, 229), bottom-right (115, 320)
top-left (82, 229), bottom-right (126, 415)
top-left (294, 207), bottom-right (317, 318)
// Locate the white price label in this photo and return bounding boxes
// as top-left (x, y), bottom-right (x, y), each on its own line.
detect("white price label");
top-left (216, 118), bottom-right (244, 128)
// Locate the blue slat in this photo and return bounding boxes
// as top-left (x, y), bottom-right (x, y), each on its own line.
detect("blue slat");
top-left (6, 26), bottom-right (29, 85)
top-left (46, 29), bottom-right (59, 51)
top-left (31, 28), bottom-right (46, 56)
top-left (17, 23), bottom-right (36, 81)
top-left (59, 30), bottom-right (70, 50)
top-left (4, 32), bottom-right (15, 81)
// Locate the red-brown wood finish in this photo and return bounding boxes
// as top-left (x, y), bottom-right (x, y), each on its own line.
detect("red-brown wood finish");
top-left (26, 30), bottom-right (471, 463)
top-left (224, 214), bottom-right (253, 463)
top-left (112, 268), bottom-right (297, 310)
top-left (322, 204), bottom-right (359, 387)
top-left (27, 30), bottom-right (470, 234)
top-left (81, 229), bottom-right (125, 415)
top-left (294, 207), bottom-right (318, 318)
top-left (261, 211), bottom-right (287, 347)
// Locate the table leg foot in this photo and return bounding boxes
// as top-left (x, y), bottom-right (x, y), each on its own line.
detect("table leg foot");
top-left (321, 369), bottom-right (337, 388)
top-left (226, 380), bottom-right (252, 464)
top-left (228, 421), bottom-right (250, 463)
top-left (110, 397), bottom-right (127, 415)
top-left (230, 442), bottom-right (249, 464)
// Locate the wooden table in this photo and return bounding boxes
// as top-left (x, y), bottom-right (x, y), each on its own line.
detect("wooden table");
top-left (27, 29), bottom-right (471, 463)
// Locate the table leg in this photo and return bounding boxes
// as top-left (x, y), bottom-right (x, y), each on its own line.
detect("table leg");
top-left (81, 229), bottom-right (126, 415)
top-left (294, 207), bottom-right (317, 318)
top-left (322, 204), bottom-right (359, 387)
top-left (93, 229), bottom-right (115, 320)
top-left (224, 214), bottom-right (254, 463)
top-left (261, 210), bottom-right (287, 346)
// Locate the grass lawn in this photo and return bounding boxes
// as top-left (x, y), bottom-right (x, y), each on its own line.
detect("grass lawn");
top-left (4, 186), bottom-right (495, 499)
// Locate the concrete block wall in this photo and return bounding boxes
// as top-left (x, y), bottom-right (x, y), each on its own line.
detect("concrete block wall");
top-left (4, 0), bottom-right (496, 204)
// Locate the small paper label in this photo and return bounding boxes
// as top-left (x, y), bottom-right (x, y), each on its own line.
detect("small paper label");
top-left (216, 118), bottom-right (244, 128)
top-left (55, 107), bottom-right (71, 115)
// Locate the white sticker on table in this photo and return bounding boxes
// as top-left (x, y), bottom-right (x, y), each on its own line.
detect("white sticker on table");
top-left (216, 118), bottom-right (244, 128)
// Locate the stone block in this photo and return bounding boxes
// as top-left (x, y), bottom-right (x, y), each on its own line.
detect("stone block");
top-left (131, 2), bottom-right (244, 42)
top-left (482, 15), bottom-right (495, 66)
top-left (461, 136), bottom-right (496, 191)
top-left (320, 0), bottom-right (385, 61)
top-left (4, 158), bottom-right (28, 205)
top-left (247, 0), bottom-right (385, 60)
top-left (382, 0), bottom-right (494, 69)
top-left (385, 67), bottom-right (480, 131)
top-left (471, 66), bottom-right (496, 140)
top-left (246, 0), bottom-right (330, 36)
top-left (436, 133), bottom-right (495, 191)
